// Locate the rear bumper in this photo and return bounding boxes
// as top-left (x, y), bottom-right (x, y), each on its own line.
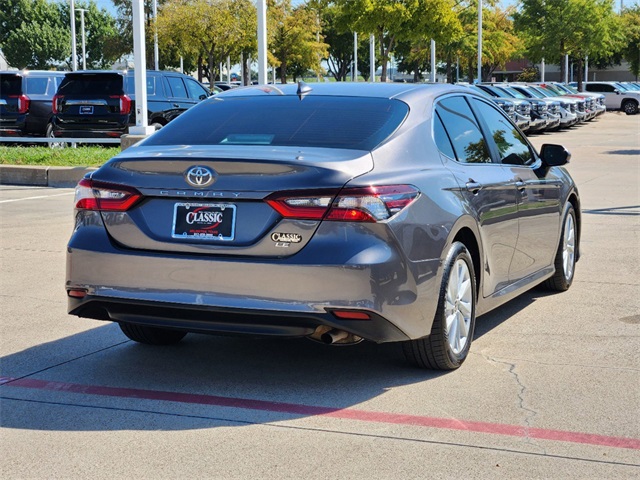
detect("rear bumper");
top-left (66, 212), bottom-right (440, 343)
top-left (53, 127), bottom-right (126, 139)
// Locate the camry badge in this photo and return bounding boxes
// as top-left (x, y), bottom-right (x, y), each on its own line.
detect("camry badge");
top-left (185, 166), bottom-right (215, 188)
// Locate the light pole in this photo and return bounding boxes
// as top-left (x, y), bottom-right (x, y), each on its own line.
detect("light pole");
top-left (257, 0), bottom-right (267, 85)
top-left (77, 8), bottom-right (87, 70)
top-left (353, 32), bottom-right (358, 82)
top-left (153, 0), bottom-right (159, 70)
top-left (369, 34), bottom-right (375, 82)
top-left (477, 0), bottom-right (482, 83)
top-left (70, 0), bottom-right (78, 71)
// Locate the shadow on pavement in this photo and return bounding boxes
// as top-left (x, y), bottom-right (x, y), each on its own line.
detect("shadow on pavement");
top-left (0, 289), bottom-right (547, 432)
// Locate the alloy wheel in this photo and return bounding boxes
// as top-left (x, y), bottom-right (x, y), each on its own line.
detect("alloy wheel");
top-left (563, 213), bottom-right (576, 281)
top-left (444, 259), bottom-right (473, 355)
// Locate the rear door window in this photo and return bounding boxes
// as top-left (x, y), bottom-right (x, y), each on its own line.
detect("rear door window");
top-left (435, 96), bottom-right (492, 164)
top-left (124, 76), bottom-right (156, 96)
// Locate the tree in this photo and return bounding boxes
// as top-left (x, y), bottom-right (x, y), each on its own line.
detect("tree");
top-left (620, 5), bottom-right (640, 78)
top-left (268, 0), bottom-right (328, 83)
top-left (0, 0), bottom-right (69, 69)
top-left (157, 0), bottom-right (255, 83)
top-left (320, 3), bottom-right (356, 81)
top-left (514, 0), bottom-right (623, 89)
top-left (337, 0), bottom-right (416, 82)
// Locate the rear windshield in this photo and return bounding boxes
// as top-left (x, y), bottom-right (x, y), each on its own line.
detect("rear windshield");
top-left (145, 96), bottom-right (409, 150)
top-left (58, 74), bottom-right (123, 95)
top-left (0, 75), bottom-right (22, 96)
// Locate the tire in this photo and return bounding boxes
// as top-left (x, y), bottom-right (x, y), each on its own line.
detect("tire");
top-left (622, 100), bottom-right (638, 115)
top-left (403, 242), bottom-right (477, 370)
top-left (151, 122), bottom-right (164, 131)
top-left (119, 322), bottom-right (187, 345)
top-left (543, 205), bottom-right (577, 292)
top-left (46, 123), bottom-right (66, 149)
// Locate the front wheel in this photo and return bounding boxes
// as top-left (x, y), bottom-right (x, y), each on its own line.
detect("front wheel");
top-left (622, 100), bottom-right (639, 115)
top-left (119, 322), bottom-right (187, 345)
top-left (543, 205), bottom-right (577, 291)
top-left (403, 242), bottom-right (477, 370)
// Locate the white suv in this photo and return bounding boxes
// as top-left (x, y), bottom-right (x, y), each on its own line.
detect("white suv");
top-left (582, 82), bottom-right (639, 115)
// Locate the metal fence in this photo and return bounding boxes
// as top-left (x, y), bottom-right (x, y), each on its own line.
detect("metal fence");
top-left (0, 137), bottom-right (120, 146)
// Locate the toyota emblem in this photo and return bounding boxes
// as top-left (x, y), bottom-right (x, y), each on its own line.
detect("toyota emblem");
top-left (185, 166), bottom-right (215, 187)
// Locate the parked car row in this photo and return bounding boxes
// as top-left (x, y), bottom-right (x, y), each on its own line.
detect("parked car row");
top-left (0, 69), bottom-right (214, 139)
top-left (463, 82), bottom-right (608, 134)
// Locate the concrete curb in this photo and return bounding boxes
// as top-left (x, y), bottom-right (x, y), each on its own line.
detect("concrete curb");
top-left (0, 165), bottom-right (97, 188)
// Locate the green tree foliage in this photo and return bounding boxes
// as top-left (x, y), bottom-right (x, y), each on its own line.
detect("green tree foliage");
top-left (620, 6), bottom-right (640, 78)
top-left (336, 0), bottom-right (416, 82)
top-left (320, 3), bottom-right (356, 81)
top-left (514, 0), bottom-right (623, 87)
top-left (157, 0), bottom-right (255, 83)
top-left (268, 0), bottom-right (328, 83)
top-left (0, 0), bottom-right (69, 69)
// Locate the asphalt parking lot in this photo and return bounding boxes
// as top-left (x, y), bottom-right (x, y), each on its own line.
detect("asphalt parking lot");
top-left (1, 112), bottom-right (639, 479)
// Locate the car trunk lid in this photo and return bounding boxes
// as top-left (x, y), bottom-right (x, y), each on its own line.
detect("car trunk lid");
top-left (89, 145), bottom-right (373, 256)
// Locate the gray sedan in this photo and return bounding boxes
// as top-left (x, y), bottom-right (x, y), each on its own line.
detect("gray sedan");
top-left (66, 82), bottom-right (580, 370)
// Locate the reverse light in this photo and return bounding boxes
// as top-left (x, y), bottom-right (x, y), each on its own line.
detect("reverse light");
top-left (75, 178), bottom-right (142, 211)
top-left (266, 185), bottom-right (419, 223)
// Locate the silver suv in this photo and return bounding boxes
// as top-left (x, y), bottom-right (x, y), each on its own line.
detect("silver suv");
top-left (582, 82), bottom-right (639, 115)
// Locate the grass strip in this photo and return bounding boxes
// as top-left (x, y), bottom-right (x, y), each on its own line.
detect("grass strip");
top-left (0, 146), bottom-right (118, 167)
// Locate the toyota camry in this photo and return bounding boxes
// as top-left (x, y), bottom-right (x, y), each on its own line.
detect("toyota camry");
top-left (66, 82), bottom-right (580, 370)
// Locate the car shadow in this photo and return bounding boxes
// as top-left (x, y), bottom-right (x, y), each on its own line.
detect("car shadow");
top-left (1, 290), bottom-right (544, 433)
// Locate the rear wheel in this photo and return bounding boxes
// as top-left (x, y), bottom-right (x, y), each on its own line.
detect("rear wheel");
top-left (543, 205), bottom-right (577, 291)
top-left (403, 242), bottom-right (477, 370)
top-left (46, 123), bottom-right (65, 149)
top-left (622, 100), bottom-right (638, 115)
top-left (119, 322), bottom-right (187, 345)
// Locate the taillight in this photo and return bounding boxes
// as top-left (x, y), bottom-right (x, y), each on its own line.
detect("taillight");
top-left (75, 178), bottom-right (142, 211)
top-left (52, 94), bottom-right (62, 114)
top-left (9, 94), bottom-right (30, 114)
top-left (266, 185), bottom-right (419, 223)
top-left (110, 94), bottom-right (132, 114)
top-left (266, 189), bottom-right (337, 220)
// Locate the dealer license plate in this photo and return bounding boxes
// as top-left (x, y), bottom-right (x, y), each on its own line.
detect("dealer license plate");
top-left (79, 106), bottom-right (94, 114)
top-left (172, 203), bottom-right (236, 241)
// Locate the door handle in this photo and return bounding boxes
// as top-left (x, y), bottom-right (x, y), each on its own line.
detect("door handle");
top-left (173, 103), bottom-right (180, 108)
top-left (465, 182), bottom-right (483, 194)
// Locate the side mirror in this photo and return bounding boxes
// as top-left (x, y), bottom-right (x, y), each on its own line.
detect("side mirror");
top-left (540, 144), bottom-right (571, 166)
top-left (614, 89), bottom-right (620, 94)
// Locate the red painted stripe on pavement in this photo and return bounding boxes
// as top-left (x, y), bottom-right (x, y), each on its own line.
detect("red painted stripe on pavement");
top-left (2, 376), bottom-right (639, 450)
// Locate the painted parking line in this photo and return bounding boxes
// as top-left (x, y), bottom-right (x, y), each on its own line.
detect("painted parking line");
top-left (0, 191), bottom-right (74, 204)
top-left (2, 376), bottom-right (639, 450)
